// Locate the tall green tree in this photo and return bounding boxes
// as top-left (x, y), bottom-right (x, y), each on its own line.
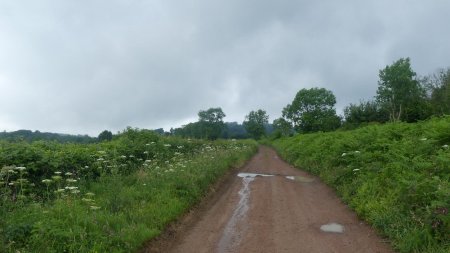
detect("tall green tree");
top-left (376, 58), bottom-right (430, 122)
top-left (282, 87), bottom-right (341, 133)
top-left (423, 68), bottom-right (450, 116)
top-left (272, 117), bottom-right (293, 137)
top-left (343, 100), bottom-right (388, 127)
top-left (198, 107), bottom-right (226, 140)
top-left (98, 130), bottom-right (113, 142)
top-left (243, 109), bottom-right (269, 140)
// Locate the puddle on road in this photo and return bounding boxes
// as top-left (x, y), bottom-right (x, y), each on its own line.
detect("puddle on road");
top-left (320, 223), bottom-right (344, 233)
top-left (218, 174), bottom-right (258, 252)
top-left (285, 175), bottom-right (315, 183)
top-left (237, 172), bottom-right (274, 178)
top-left (218, 172), bottom-right (314, 252)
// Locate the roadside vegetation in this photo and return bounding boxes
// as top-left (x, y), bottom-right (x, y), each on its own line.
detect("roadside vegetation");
top-left (0, 128), bottom-right (257, 252)
top-left (271, 117), bottom-right (449, 252)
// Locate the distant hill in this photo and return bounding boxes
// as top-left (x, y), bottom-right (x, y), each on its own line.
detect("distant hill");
top-left (0, 130), bottom-right (96, 143)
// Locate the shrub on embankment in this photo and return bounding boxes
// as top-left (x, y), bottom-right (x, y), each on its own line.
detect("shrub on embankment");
top-left (1, 129), bottom-right (257, 252)
top-left (271, 116), bottom-right (450, 253)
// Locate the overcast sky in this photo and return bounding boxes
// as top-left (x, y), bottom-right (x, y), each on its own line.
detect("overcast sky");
top-left (1, 0), bottom-right (449, 136)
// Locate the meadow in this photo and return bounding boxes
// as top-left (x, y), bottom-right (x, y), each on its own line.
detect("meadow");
top-left (270, 116), bottom-right (450, 253)
top-left (0, 128), bottom-right (257, 252)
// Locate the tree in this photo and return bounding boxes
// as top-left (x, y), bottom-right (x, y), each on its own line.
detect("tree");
top-left (343, 100), bottom-right (388, 126)
top-left (282, 87), bottom-right (341, 133)
top-left (198, 107), bottom-right (226, 140)
top-left (243, 109), bottom-right (269, 139)
top-left (376, 58), bottom-right (429, 122)
top-left (423, 68), bottom-right (450, 116)
top-left (272, 117), bottom-right (293, 137)
top-left (98, 130), bottom-right (113, 142)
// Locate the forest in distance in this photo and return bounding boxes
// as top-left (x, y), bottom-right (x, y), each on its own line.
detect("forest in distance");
top-left (2, 57), bottom-right (448, 142)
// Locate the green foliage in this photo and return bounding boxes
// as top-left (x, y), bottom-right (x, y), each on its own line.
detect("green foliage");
top-left (272, 117), bottom-right (293, 137)
top-left (0, 130), bottom-right (95, 143)
top-left (343, 100), bottom-right (388, 128)
top-left (243, 109), bottom-right (269, 140)
top-left (0, 130), bottom-right (258, 252)
top-left (376, 58), bottom-right (430, 122)
top-left (283, 87), bottom-right (341, 133)
top-left (271, 116), bottom-right (450, 253)
top-left (198, 107), bottom-right (226, 140)
top-left (97, 130), bottom-right (113, 142)
top-left (422, 68), bottom-right (450, 116)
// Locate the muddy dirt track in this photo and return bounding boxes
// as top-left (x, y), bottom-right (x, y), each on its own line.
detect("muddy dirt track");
top-left (143, 146), bottom-right (393, 253)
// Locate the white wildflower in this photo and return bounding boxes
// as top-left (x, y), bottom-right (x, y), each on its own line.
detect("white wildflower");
top-left (341, 153), bottom-right (347, 157)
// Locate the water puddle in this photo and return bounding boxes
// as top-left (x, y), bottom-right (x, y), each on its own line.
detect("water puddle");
top-left (218, 174), bottom-right (260, 252)
top-left (320, 223), bottom-right (344, 233)
top-left (237, 172), bottom-right (274, 178)
top-left (285, 175), bottom-right (315, 183)
top-left (218, 172), bottom-right (314, 252)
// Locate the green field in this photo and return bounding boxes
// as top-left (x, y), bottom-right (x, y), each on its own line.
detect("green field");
top-left (0, 128), bottom-right (257, 252)
top-left (271, 116), bottom-right (450, 253)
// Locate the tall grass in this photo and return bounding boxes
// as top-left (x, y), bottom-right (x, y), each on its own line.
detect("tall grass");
top-left (1, 129), bottom-right (257, 252)
top-left (271, 116), bottom-right (450, 253)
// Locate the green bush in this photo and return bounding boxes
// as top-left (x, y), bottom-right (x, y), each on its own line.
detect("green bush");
top-left (0, 129), bottom-right (257, 252)
top-left (272, 116), bottom-right (450, 253)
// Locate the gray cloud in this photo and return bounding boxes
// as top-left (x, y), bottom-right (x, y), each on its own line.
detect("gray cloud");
top-left (1, 0), bottom-right (449, 135)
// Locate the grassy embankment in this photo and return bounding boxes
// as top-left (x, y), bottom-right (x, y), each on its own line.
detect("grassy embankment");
top-left (0, 129), bottom-right (257, 252)
top-left (271, 116), bottom-right (449, 253)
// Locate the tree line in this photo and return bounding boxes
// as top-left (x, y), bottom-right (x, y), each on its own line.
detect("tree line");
top-left (172, 57), bottom-right (449, 140)
top-left (2, 57), bottom-right (447, 142)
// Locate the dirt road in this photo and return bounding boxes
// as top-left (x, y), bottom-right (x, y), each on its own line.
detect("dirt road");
top-left (144, 146), bottom-right (393, 253)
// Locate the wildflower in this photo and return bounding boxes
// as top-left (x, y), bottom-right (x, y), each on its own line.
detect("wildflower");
top-left (164, 144), bottom-right (171, 147)
top-left (143, 151), bottom-right (149, 154)
top-left (70, 190), bottom-right (80, 194)
top-left (143, 183), bottom-right (147, 186)
top-left (55, 171), bottom-right (62, 175)
top-left (42, 179), bottom-right (52, 184)
top-left (145, 160), bottom-right (151, 163)
top-left (353, 169), bottom-right (360, 171)
top-left (129, 155), bottom-right (135, 158)
top-left (443, 144), bottom-right (449, 149)
top-left (8, 169), bottom-right (15, 173)
top-left (120, 155), bottom-right (127, 159)
top-left (177, 146), bottom-right (183, 149)
top-left (52, 175), bottom-right (62, 181)
top-left (420, 138), bottom-right (427, 141)
top-left (97, 158), bottom-right (104, 161)
top-left (66, 179), bottom-right (77, 183)
top-left (65, 172), bottom-right (73, 176)
top-left (146, 143), bottom-right (150, 146)
top-left (55, 188), bottom-right (65, 193)
top-left (354, 151), bottom-right (360, 154)
top-left (341, 153), bottom-right (347, 157)
top-left (85, 192), bottom-right (95, 197)
top-left (16, 166), bottom-right (26, 171)
top-left (65, 186), bottom-right (78, 190)
top-left (8, 182), bottom-right (14, 186)
top-left (90, 205), bottom-right (101, 210)
top-left (82, 198), bottom-right (94, 202)
top-left (85, 166), bottom-right (89, 169)
top-left (151, 142), bottom-right (155, 144)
